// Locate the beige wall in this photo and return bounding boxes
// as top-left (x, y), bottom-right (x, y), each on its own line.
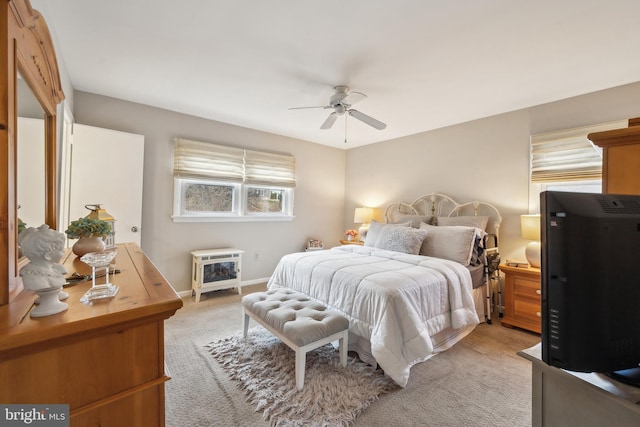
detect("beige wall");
top-left (73, 91), bottom-right (345, 293)
top-left (344, 81), bottom-right (640, 262)
top-left (73, 81), bottom-right (640, 293)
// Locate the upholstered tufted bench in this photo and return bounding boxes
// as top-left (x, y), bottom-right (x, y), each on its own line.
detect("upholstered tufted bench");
top-left (242, 288), bottom-right (349, 390)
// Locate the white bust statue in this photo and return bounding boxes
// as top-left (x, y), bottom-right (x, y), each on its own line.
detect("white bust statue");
top-left (18, 224), bottom-right (68, 291)
top-left (17, 224), bottom-right (69, 317)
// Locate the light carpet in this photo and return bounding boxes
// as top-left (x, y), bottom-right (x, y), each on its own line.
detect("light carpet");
top-left (207, 326), bottom-right (398, 427)
top-left (164, 286), bottom-right (541, 426)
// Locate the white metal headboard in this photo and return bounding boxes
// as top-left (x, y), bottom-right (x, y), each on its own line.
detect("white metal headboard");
top-left (384, 192), bottom-right (502, 243)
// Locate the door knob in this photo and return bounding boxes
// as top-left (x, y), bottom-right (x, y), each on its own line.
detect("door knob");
top-left (131, 226), bottom-right (139, 232)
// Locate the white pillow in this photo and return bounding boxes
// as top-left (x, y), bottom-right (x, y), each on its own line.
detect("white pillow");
top-left (437, 215), bottom-right (489, 230)
top-left (391, 214), bottom-right (434, 228)
top-left (375, 226), bottom-right (428, 255)
top-left (418, 223), bottom-right (477, 265)
top-left (364, 220), bottom-right (410, 247)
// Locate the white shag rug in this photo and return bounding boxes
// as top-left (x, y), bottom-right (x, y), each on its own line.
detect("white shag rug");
top-left (207, 326), bottom-right (398, 427)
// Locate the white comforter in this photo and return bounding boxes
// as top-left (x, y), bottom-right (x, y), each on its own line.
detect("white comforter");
top-left (267, 245), bottom-right (479, 387)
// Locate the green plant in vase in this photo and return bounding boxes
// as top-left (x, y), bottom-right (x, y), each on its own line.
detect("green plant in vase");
top-left (65, 217), bottom-right (112, 256)
top-left (65, 217), bottom-right (111, 238)
top-left (17, 218), bottom-right (26, 235)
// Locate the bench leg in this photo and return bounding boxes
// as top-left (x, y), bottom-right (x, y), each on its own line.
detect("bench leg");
top-left (339, 330), bottom-right (348, 368)
top-left (295, 348), bottom-right (306, 391)
top-left (243, 310), bottom-right (250, 337)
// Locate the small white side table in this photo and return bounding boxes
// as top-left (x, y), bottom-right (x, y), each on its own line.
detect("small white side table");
top-left (191, 248), bottom-right (243, 302)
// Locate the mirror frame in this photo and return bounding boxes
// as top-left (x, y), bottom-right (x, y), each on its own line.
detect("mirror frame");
top-left (1, 0), bottom-right (65, 305)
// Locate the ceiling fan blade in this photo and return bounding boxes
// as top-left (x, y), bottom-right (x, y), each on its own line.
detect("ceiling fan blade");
top-left (288, 105), bottom-right (331, 110)
top-left (342, 91), bottom-right (366, 106)
top-left (348, 109), bottom-right (387, 130)
top-left (320, 112), bottom-right (338, 129)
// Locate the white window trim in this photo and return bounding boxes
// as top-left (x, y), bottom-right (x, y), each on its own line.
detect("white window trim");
top-left (173, 215), bottom-right (294, 223)
top-left (243, 184), bottom-right (294, 217)
top-left (528, 180), bottom-right (602, 214)
top-left (172, 178), bottom-right (295, 223)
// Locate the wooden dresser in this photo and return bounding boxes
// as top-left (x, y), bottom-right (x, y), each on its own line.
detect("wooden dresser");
top-left (499, 264), bottom-right (541, 333)
top-left (589, 117), bottom-right (640, 195)
top-left (0, 243), bottom-right (183, 426)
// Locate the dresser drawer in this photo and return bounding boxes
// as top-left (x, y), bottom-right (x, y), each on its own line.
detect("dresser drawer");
top-left (514, 298), bottom-right (542, 323)
top-left (514, 277), bottom-right (541, 301)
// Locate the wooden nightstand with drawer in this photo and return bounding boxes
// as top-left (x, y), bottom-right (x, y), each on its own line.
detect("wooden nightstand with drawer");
top-left (499, 264), bottom-right (541, 334)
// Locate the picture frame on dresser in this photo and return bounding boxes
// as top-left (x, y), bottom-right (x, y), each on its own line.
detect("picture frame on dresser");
top-left (306, 239), bottom-right (324, 250)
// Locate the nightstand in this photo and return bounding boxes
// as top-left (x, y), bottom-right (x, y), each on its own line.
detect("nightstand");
top-left (339, 240), bottom-right (364, 245)
top-left (499, 264), bottom-right (541, 333)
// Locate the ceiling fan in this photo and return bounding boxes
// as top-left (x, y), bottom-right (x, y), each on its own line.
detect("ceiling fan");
top-left (289, 85), bottom-right (387, 131)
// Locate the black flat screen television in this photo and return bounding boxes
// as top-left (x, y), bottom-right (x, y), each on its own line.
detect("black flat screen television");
top-left (541, 191), bottom-right (640, 386)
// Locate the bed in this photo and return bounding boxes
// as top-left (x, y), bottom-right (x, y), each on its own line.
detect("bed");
top-left (267, 193), bottom-right (502, 387)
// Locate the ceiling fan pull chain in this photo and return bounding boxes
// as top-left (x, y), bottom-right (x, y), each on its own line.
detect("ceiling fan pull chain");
top-left (344, 114), bottom-right (348, 143)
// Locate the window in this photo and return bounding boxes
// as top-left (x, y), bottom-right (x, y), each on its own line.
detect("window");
top-left (245, 186), bottom-right (291, 215)
top-left (528, 120), bottom-right (626, 212)
top-left (172, 138), bottom-right (295, 222)
top-left (178, 179), bottom-right (239, 215)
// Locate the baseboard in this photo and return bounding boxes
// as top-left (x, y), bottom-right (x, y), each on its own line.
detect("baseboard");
top-left (175, 277), bottom-right (270, 298)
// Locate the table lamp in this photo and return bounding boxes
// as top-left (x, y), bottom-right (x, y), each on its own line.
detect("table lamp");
top-left (521, 214), bottom-right (541, 268)
top-left (354, 207), bottom-right (373, 242)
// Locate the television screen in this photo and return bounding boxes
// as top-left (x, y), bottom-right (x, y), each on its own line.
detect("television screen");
top-left (541, 191), bottom-right (640, 385)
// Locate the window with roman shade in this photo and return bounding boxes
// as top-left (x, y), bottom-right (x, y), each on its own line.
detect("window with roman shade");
top-left (173, 138), bottom-right (244, 182)
top-left (527, 120), bottom-right (626, 212)
top-left (172, 138), bottom-right (296, 222)
top-left (244, 149), bottom-right (296, 187)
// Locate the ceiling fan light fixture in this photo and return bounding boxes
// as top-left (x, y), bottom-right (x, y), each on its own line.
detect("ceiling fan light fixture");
top-left (289, 85), bottom-right (386, 133)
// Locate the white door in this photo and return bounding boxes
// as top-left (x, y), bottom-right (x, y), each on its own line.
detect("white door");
top-left (67, 124), bottom-right (144, 246)
top-left (17, 117), bottom-right (46, 228)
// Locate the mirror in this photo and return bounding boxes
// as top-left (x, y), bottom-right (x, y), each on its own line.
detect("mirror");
top-left (1, 0), bottom-right (65, 305)
top-left (17, 72), bottom-right (47, 237)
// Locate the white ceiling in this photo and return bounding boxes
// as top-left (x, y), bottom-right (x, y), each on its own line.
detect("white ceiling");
top-left (32, 0), bottom-right (640, 149)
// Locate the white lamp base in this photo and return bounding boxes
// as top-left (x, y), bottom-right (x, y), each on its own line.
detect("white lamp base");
top-left (525, 241), bottom-right (541, 268)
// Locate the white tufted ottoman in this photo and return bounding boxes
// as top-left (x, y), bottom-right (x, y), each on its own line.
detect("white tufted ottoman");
top-left (242, 288), bottom-right (349, 390)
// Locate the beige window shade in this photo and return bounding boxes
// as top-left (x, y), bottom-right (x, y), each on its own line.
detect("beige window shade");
top-left (530, 121), bottom-right (626, 183)
top-left (173, 138), bottom-right (244, 181)
top-left (245, 149), bottom-right (296, 187)
top-left (173, 138), bottom-right (296, 187)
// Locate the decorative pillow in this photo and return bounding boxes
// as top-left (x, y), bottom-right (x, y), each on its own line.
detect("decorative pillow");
top-left (391, 214), bottom-right (434, 228)
top-left (364, 220), bottom-right (410, 247)
top-left (436, 215), bottom-right (489, 231)
top-left (418, 223), bottom-right (478, 266)
top-left (374, 227), bottom-right (428, 255)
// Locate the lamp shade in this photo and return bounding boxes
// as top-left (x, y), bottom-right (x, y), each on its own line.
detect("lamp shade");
top-left (520, 214), bottom-right (540, 241)
top-left (354, 207), bottom-right (373, 224)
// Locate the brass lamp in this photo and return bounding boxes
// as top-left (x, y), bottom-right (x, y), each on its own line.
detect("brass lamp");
top-left (521, 214), bottom-right (541, 268)
top-left (354, 207), bottom-right (374, 242)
